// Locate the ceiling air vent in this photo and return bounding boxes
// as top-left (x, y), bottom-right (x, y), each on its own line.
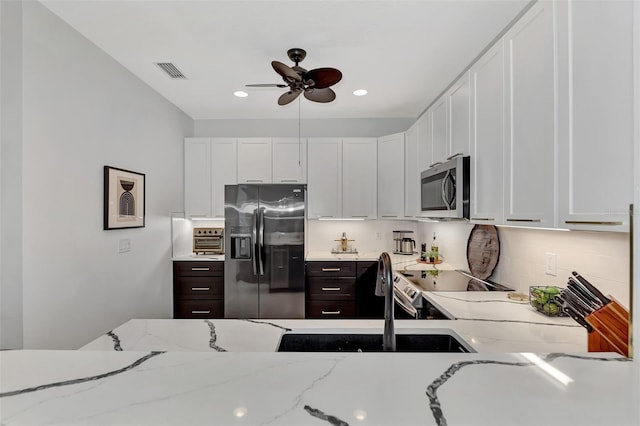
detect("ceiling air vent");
top-left (155, 62), bottom-right (186, 79)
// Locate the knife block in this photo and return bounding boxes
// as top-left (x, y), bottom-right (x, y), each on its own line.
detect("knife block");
top-left (585, 299), bottom-right (629, 357)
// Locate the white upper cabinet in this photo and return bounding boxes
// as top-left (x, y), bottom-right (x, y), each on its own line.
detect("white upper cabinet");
top-left (272, 138), bottom-right (307, 183)
top-left (378, 133), bottom-right (405, 219)
top-left (307, 138), bottom-right (342, 219)
top-left (447, 71), bottom-right (471, 159)
top-left (184, 138), bottom-right (213, 218)
top-left (342, 138), bottom-right (377, 219)
top-left (429, 97), bottom-right (448, 166)
top-left (470, 41), bottom-right (505, 225)
top-left (404, 123), bottom-right (419, 218)
top-left (416, 112), bottom-right (432, 175)
top-left (556, 0), bottom-right (634, 232)
top-left (237, 138), bottom-right (272, 183)
top-left (211, 138), bottom-right (237, 218)
top-left (503, 1), bottom-right (556, 228)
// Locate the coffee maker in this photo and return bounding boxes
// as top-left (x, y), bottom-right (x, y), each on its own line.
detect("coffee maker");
top-left (393, 230), bottom-right (415, 255)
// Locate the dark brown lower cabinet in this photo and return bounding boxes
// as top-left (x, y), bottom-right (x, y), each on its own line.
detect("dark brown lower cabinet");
top-left (173, 261), bottom-right (224, 318)
top-left (305, 261), bottom-right (357, 318)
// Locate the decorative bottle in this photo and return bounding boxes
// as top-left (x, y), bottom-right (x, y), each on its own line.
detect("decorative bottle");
top-left (430, 233), bottom-right (439, 263)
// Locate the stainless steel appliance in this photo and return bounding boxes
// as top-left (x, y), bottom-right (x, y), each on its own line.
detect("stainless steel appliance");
top-left (400, 237), bottom-right (416, 254)
top-left (420, 155), bottom-right (470, 219)
top-left (224, 184), bottom-right (306, 319)
top-left (392, 230), bottom-right (413, 255)
top-left (193, 227), bottom-right (224, 255)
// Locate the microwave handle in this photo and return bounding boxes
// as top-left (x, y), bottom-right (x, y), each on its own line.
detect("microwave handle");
top-left (442, 170), bottom-right (456, 209)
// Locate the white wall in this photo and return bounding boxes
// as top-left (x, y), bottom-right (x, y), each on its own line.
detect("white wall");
top-left (194, 118), bottom-right (414, 138)
top-left (417, 222), bottom-right (631, 308)
top-left (20, 1), bottom-right (193, 349)
top-left (0, 0), bottom-right (24, 349)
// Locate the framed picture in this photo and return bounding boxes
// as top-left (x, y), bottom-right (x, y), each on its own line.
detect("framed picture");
top-left (104, 166), bottom-right (145, 230)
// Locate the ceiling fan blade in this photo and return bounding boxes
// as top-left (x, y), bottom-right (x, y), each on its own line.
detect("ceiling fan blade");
top-left (245, 84), bottom-right (288, 88)
top-left (304, 68), bottom-right (342, 89)
top-left (303, 87), bottom-right (336, 103)
top-left (278, 89), bottom-right (302, 105)
top-left (272, 61), bottom-right (302, 82)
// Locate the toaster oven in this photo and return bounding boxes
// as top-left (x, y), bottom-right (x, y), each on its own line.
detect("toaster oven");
top-left (193, 227), bottom-right (224, 255)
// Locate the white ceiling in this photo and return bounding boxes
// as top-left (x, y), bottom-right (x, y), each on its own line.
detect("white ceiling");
top-left (39, 0), bottom-right (530, 120)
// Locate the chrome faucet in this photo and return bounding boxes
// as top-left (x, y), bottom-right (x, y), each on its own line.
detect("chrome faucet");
top-left (375, 252), bottom-right (396, 351)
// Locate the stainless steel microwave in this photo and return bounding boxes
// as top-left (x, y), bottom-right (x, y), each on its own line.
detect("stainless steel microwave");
top-left (420, 156), bottom-right (470, 219)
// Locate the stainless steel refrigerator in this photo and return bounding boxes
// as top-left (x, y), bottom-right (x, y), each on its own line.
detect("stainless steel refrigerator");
top-left (224, 184), bottom-right (306, 318)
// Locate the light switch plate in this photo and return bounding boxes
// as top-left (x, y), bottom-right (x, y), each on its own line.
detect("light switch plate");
top-left (545, 252), bottom-right (557, 276)
top-left (118, 238), bottom-right (131, 253)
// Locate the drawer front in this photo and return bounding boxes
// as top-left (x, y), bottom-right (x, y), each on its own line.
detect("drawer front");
top-left (307, 277), bottom-right (356, 300)
top-left (306, 261), bottom-right (356, 277)
top-left (173, 261), bottom-right (223, 277)
top-left (357, 261), bottom-right (376, 277)
top-left (306, 300), bottom-right (356, 318)
top-left (174, 300), bottom-right (224, 319)
top-left (174, 277), bottom-right (223, 299)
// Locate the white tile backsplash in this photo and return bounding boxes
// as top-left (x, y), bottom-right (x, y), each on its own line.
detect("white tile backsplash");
top-left (417, 222), bottom-right (630, 308)
top-left (305, 220), bottom-right (418, 253)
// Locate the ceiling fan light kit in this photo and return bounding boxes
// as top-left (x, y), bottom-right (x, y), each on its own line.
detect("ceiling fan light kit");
top-left (246, 48), bottom-right (342, 105)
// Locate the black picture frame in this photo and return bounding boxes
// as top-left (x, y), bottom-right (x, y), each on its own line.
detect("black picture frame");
top-left (103, 166), bottom-right (146, 230)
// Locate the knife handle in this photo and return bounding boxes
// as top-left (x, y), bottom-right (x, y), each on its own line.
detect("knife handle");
top-left (571, 271), bottom-right (611, 305)
top-left (563, 306), bottom-right (593, 332)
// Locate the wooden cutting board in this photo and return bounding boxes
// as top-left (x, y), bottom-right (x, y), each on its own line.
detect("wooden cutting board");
top-left (466, 225), bottom-right (500, 290)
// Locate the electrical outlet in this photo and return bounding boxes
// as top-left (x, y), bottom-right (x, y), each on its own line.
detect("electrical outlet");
top-left (118, 238), bottom-right (131, 253)
top-left (545, 252), bottom-right (557, 276)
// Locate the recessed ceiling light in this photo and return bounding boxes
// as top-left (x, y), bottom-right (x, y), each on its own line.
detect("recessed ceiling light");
top-left (234, 91), bottom-right (248, 98)
top-left (353, 89), bottom-right (368, 96)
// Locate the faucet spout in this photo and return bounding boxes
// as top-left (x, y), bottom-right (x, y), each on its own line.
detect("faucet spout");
top-left (375, 252), bottom-right (396, 351)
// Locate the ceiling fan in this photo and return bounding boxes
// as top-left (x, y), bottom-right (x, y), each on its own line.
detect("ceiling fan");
top-left (246, 48), bottom-right (342, 105)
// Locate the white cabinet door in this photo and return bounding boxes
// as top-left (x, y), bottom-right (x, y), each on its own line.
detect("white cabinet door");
top-left (556, 0), bottom-right (633, 232)
top-left (447, 71), bottom-right (471, 159)
top-left (184, 137), bottom-right (212, 218)
top-left (404, 123), bottom-right (419, 218)
top-left (342, 138), bottom-right (377, 219)
top-left (378, 133), bottom-right (405, 219)
top-left (504, 1), bottom-right (556, 228)
top-left (237, 138), bottom-right (272, 183)
top-left (211, 138), bottom-right (237, 218)
top-left (416, 113), bottom-right (432, 174)
top-left (272, 137), bottom-right (307, 183)
top-left (430, 97), bottom-right (448, 166)
top-left (307, 138), bottom-right (342, 219)
top-left (470, 41), bottom-right (505, 225)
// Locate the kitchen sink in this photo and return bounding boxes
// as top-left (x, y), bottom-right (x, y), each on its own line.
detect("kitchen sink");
top-left (276, 328), bottom-right (475, 353)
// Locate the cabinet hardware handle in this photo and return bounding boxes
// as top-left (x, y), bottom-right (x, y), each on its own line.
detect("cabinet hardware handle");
top-left (351, 215), bottom-right (369, 218)
top-left (428, 161), bottom-right (442, 168)
top-left (191, 287), bottom-right (210, 291)
top-left (319, 215), bottom-right (334, 218)
top-left (321, 311), bottom-right (341, 315)
top-left (381, 215), bottom-right (398, 218)
top-left (246, 179), bottom-right (263, 182)
top-left (280, 179), bottom-right (298, 182)
top-left (321, 287), bottom-right (341, 291)
top-left (446, 152), bottom-right (464, 160)
top-left (471, 217), bottom-right (495, 221)
top-left (321, 268), bottom-right (341, 272)
top-left (506, 219), bottom-right (541, 223)
top-left (191, 267), bottom-right (211, 271)
top-left (564, 221), bottom-right (623, 226)
top-left (191, 310), bottom-right (211, 314)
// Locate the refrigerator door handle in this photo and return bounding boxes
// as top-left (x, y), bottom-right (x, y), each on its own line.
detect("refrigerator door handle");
top-left (252, 209), bottom-right (258, 276)
top-left (258, 207), bottom-right (265, 276)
